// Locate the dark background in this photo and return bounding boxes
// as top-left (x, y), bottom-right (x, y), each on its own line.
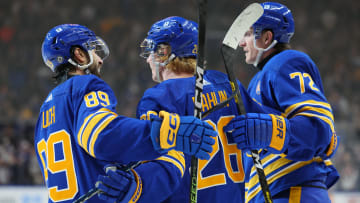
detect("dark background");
top-left (0, 0), bottom-right (359, 192)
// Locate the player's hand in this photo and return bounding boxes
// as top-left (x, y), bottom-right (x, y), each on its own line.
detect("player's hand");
top-left (96, 164), bottom-right (142, 203)
top-left (150, 111), bottom-right (217, 160)
top-left (224, 113), bottom-right (289, 154)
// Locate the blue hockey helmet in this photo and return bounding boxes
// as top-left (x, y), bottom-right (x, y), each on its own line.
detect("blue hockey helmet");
top-left (253, 2), bottom-right (295, 43)
top-left (42, 24), bottom-right (109, 72)
top-left (140, 16), bottom-right (198, 58)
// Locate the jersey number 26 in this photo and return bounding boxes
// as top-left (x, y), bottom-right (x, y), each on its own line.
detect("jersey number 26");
top-left (198, 116), bottom-right (245, 190)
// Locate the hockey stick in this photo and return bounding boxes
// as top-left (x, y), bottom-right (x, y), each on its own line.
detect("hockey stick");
top-left (190, 0), bottom-right (207, 202)
top-left (202, 92), bottom-right (235, 118)
top-left (221, 3), bottom-right (273, 203)
top-left (73, 161), bottom-right (141, 203)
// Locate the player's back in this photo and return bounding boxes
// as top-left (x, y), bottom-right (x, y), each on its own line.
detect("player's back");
top-left (34, 75), bottom-right (111, 203)
top-left (137, 70), bottom-right (246, 203)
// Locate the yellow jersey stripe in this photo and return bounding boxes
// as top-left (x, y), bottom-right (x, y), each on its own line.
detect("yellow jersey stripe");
top-left (289, 186), bottom-right (302, 203)
top-left (289, 108), bottom-right (337, 157)
top-left (77, 108), bottom-right (114, 147)
top-left (79, 108), bottom-right (116, 153)
top-left (81, 112), bottom-right (110, 153)
top-left (289, 106), bottom-right (334, 121)
top-left (283, 100), bottom-right (332, 118)
top-left (246, 157), bottom-right (323, 202)
top-left (294, 112), bottom-right (335, 132)
top-left (249, 154), bottom-right (281, 177)
top-left (248, 157), bottom-right (292, 189)
top-left (166, 150), bottom-right (185, 166)
top-left (89, 114), bottom-right (117, 157)
top-left (77, 114), bottom-right (93, 146)
top-left (157, 156), bottom-right (185, 177)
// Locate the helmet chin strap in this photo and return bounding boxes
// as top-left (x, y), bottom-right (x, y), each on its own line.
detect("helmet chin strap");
top-left (68, 50), bottom-right (94, 74)
top-left (153, 53), bottom-right (176, 83)
top-left (253, 36), bottom-right (278, 67)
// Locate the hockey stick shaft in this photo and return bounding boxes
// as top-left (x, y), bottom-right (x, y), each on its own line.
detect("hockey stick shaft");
top-left (190, 0), bottom-right (207, 202)
top-left (221, 4), bottom-right (272, 202)
top-left (221, 46), bottom-right (272, 203)
top-left (73, 161), bottom-right (141, 203)
top-left (202, 92), bottom-right (235, 118)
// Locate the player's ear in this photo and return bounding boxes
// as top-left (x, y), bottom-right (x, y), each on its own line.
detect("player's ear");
top-left (73, 47), bottom-right (88, 65)
top-left (264, 30), bottom-right (274, 46)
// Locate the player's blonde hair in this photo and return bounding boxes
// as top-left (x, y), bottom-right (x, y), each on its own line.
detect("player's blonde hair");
top-left (157, 44), bottom-right (196, 75)
top-left (165, 57), bottom-right (196, 74)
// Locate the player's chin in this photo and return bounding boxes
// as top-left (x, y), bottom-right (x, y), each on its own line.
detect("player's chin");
top-left (151, 75), bottom-right (157, 82)
top-left (244, 54), bottom-right (251, 63)
top-left (245, 58), bottom-right (254, 65)
top-left (88, 64), bottom-right (102, 77)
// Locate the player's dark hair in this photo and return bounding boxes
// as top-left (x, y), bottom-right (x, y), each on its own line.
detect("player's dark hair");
top-left (52, 63), bottom-right (76, 84)
top-left (274, 43), bottom-right (291, 51)
top-left (52, 46), bottom-right (79, 84)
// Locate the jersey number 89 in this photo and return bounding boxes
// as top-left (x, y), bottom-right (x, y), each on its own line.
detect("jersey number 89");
top-left (84, 91), bottom-right (110, 107)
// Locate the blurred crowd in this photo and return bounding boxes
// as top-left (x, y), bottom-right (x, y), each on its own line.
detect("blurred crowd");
top-left (0, 0), bottom-right (359, 192)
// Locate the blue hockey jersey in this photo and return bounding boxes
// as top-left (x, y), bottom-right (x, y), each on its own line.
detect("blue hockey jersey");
top-left (136, 70), bottom-right (255, 203)
top-left (34, 75), bottom-right (170, 203)
top-left (244, 50), bottom-right (339, 203)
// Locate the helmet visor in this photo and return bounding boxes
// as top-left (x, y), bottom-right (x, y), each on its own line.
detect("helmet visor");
top-left (140, 39), bottom-right (171, 59)
top-left (85, 36), bottom-right (110, 60)
top-left (140, 38), bottom-right (155, 58)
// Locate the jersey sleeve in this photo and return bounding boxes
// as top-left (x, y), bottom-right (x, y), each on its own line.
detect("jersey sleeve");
top-left (136, 87), bottom-right (162, 120)
top-left (135, 150), bottom-right (185, 202)
top-left (136, 83), bottom-right (186, 119)
top-left (73, 76), bottom-right (162, 163)
top-left (269, 59), bottom-right (338, 161)
top-left (137, 87), bottom-right (187, 180)
top-left (134, 84), bottom-right (188, 201)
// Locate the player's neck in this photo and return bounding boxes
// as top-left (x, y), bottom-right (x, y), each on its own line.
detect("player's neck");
top-left (68, 68), bottom-right (86, 76)
top-left (261, 48), bottom-right (275, 59)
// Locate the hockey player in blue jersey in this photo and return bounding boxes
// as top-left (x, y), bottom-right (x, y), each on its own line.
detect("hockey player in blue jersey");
top-left (223, 2), bottom-right (340, 203)
top-left (35, 24), bottom-right (218, 203)
top-left (95, 16), bottom-right (259, 203)
top-left (137, 16), bottom-right (245, 203)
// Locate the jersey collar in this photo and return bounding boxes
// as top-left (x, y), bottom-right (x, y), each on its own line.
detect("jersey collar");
top-left (257, 50), bottom-right (282, 70)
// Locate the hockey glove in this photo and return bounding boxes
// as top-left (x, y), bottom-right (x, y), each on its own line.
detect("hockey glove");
top-left (224, 113), bottom-right (290, 154)
top-left (97, 164), bottom-right (142, 203)
top-left (150, 111), bottom-right (217, 160)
